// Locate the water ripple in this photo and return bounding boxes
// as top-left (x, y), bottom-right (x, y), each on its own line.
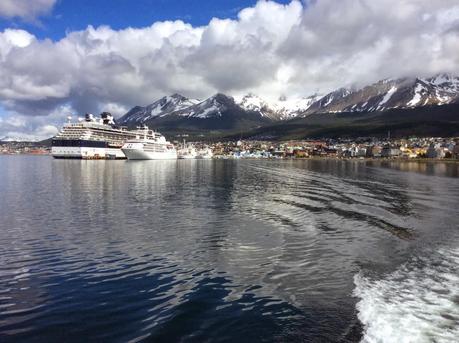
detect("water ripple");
top-left (0, 157), bottom-right (458, 342)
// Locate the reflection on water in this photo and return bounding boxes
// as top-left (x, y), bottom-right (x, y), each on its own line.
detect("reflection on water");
top-left (367, 159), bottom-right (459, 177)
top-left (0, 156), bottom-right (458, 342)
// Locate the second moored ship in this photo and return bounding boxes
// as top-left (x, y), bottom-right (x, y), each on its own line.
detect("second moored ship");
top-left (121, 126), bottom-right (177, 160)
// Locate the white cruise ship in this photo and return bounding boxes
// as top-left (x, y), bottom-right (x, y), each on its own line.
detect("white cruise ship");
top-left (121, 126), bottom-right (177, 160)
top-left (52, 113), bottom-right (138, 159)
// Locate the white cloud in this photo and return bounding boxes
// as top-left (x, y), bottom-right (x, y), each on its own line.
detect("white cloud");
top-left (100, 102), bottom-right (129, 117)
top-left (1, 124), bottom-right (58, 141)
top-left (0, 0), bottom-right (57, 21)
top-left (0, 29), bottom-right (35, 48)
top-left (0, 0), bottom-right (458, 139)
top-left (0, 103), bottom-right (70, 140)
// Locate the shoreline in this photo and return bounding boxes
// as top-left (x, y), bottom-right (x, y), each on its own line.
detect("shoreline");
top-left (304, 156), bottom-right (459, 163)
top-left (1, 153), bottom-right (459, 164)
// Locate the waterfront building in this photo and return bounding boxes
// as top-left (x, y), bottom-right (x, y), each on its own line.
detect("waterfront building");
top-left (381, 145), bottom-right (401, 158)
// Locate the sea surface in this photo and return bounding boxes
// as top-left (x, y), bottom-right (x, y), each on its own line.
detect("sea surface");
top-left (0, 156), bottom-right (458, 342)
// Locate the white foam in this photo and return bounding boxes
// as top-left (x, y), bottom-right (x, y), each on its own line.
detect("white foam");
top-left (354, 247), bottom-right (459, 343)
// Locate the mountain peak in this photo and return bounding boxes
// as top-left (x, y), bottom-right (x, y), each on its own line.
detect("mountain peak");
top-left (211, 93), bottom-right (234, 102)
top-left (168, 93), bottom-right (189, 101)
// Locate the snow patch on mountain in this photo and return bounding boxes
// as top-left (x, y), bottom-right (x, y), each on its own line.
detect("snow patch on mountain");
top-left (195, 105), bottom-right (221, 118)
top-left (407, 84), bottom-right (424, 107)
top-left (379, 86), bottom-right (397, 107)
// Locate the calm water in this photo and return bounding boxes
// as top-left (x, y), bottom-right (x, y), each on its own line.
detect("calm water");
top-left (0, 156), bottom-right (458, 342)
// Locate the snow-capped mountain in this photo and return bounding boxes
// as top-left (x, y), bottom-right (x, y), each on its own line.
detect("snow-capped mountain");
top-left (117, 74), bottom-right (459, 129)
top-left (277, 94), bottom-right (323, 118)
top-left (0, 135), bottom-right (39, 142)
top-left (118, 93), bottom-right (325, 126)
top-left (235, 93), bottom-right (322, 120)
top-left (235, 93), bottom-right (276, 119)
top-left (304, 88), bottom-right (353, 114)
top-left (118, 93), bottom-right (243, 125)
top-left (303, 74), bottom-right (459, 115)
top-left (172, 93), bottom-right (232, 118)
top-left (119, 93), bottom-right (200, 124)
top-left (118, 93), bottom-right (271, 131)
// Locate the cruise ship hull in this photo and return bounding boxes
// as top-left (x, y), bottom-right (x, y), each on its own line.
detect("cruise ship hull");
top-left (121, 148), bottom-right (177, 160)
top-left (52, 147), bottom-right (126, 159)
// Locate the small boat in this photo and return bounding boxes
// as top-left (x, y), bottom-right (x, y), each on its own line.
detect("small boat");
top-left (196, 147), bottom-right (213, 159)
top-left (177, 143), bottom-right (197, 159)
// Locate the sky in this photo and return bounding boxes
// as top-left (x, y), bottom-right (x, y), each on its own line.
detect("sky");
top-left (0, 0), bottom-right (458, 140)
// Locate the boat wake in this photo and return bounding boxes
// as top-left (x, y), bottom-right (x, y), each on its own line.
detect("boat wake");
top-left (353, 247), bottom-right (459, 343)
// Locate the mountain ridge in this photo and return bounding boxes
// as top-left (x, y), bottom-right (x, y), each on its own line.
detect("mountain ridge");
top-left (116, 73), bottom-right (459, 133)
top-left (303, 74), bottom-right (459, 115)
